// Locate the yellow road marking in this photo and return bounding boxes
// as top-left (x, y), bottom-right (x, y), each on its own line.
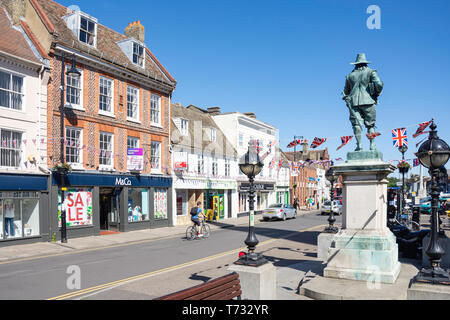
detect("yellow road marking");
top-left (47, 224), bottom-right (325, 300)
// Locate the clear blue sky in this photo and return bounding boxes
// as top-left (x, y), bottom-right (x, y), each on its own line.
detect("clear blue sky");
top-left (58, 0), bottom-right (450, 177)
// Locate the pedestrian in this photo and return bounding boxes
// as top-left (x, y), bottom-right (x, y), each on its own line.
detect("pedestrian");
top-left (293, 198), bottom-right (299, 211)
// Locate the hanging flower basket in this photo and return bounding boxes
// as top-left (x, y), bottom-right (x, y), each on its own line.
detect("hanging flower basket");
top-left (397, 161), bottom-right (410, 174)
top-left (53, 162), bottom-right (72, 174)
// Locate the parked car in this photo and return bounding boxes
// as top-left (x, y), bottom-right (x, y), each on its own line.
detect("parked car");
top-left (419, 196), bottom-right (447, 214)
top-left (262, 204), bottom-right (297, 221)
top-left (321, 200), bottom-right (342, 215)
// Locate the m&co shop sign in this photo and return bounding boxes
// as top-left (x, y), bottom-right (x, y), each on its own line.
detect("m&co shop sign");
top-left (58, 188), bottom-right (93, 227)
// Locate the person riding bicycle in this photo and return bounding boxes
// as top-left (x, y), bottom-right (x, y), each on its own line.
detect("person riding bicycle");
top-left (190, 201), bottom-right (204, 237)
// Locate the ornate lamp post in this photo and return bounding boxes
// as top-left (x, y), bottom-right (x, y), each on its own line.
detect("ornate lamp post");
top-left (58, 53), bottom-right (81, 243)
top-left (325, 162), bottom-right (339, 233)
top-left (235, 141), bottom-right (268, 267)
top-left (397, 145), bottom-right (408, 220)
top-left (412, 121), bottom-right (450, 284)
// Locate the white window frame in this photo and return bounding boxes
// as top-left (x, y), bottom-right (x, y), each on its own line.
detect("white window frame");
top-left (150, 141), bottom-right (161, 173)
top-left (78, 14), bottom-right (97, 47)
top-left (150, 93), bottom-right (161, 127)
top-left (99, 131), bottom-right (114, 170)
top-left (197, 154), bottom-right (204, 174)
top-left (65, 68), bottom-right (84, 111)
top-left (0, 69), bottom-right (25, 112)
top-left (211, 157), bottom-right (218, 176)
top-left (0, 129), bottom-right (23, 169)
top-left (225, 159), bottom-right (230, 177)
top-left (180, 118), bottom-right (189, 136)
top-left (126, 85), bottom-right (140, 122)
top-left (132, 42), bottom-right (145, 68)
top-left (127, 136), bottom-right (140, 149)
top-left (210, 128), bottom-right (216, 142)
top-left (98, 76), bottom-right (114, 117)
top-left (65, 127), bottom-right (83, 169)
top-left (238, 133), bottom-right (244, 147)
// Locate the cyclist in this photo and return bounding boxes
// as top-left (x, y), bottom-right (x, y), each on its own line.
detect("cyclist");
top-left (190, 201), bottom-right (204, 237)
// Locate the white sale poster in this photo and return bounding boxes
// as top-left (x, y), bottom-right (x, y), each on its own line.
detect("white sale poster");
top-left (59, 188), bottom-right (93, 227)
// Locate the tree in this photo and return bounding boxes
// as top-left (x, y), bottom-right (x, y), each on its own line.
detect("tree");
top-left (387, 177), bottom-right (399, 187)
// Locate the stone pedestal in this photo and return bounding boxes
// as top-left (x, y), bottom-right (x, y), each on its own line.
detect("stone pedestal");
top-left (323, 151), bottom-right (401, 284)
top-left (228, 262), bottom-right (276, 300)
top-left (317, 233), bottom-right (336, 260)
top-left (408, 281), bottom-right (450, 300)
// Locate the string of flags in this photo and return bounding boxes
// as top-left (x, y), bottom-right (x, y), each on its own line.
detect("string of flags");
top-left (285, 120), bottom-right (433, 152)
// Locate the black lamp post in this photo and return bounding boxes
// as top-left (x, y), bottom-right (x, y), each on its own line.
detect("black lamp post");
top-left (398, 145), bottom-right (408, 220)
top-left (235, 141), bottom-right (268, 267)
top-left (412, 121), bottom-right (450, 285)
top-left (58, 53), bottom-right (81, 243)
top-left (325, 162), bottom-right (338, 233)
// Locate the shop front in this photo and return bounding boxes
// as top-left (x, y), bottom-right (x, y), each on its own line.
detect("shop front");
top-left (173, 177), bottom-right (237, 225)
top-left (51, 172), bottom-right (172, 240)
top-left (238, 182), bottom-right (275, 216)
top-left (276, 186), bottom-right (290, 204)
top-left (0, 173), bottom-right (50, 246)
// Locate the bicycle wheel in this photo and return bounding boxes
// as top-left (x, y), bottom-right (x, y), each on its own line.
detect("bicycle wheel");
top-left (186, 226), bottom-right (196, 240)
top-left (201, 223), bottom-right (210, 238)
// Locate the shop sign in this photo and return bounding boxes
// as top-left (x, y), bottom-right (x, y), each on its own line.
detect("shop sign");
top-left (59, 188), bottom-right (93, 227)
top-left (127, 148), bottom-right (144, 171)
top-left (115, 177), bottom-right (132, 186)
top-left (239, 183), bottom-right (274, 192)
top-left (174, 152), bottom-right (188, 170)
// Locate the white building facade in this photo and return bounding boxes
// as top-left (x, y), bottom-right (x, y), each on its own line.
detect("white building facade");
top-left (212, 111), bottom-right (278, 215)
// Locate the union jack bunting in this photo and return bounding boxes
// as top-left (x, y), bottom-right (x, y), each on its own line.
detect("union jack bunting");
top-left (413, 158), bottom-right (420, 167)
top-left (335, 157), bottom-right (343, 161)
top-left (412, 121), bottom-right (431, 138)
top-left (269, 159), bottom-right (275, 169)
top-left (366, 132), bottom-right (381, 140)
top-left (392, 128), bottom-right (408, 148)
top-left (310, 137), bottom-right (327, 149)
top-left (336, 136), bottom-right (353, 150)
top-left (287, 138), bottom-right (304, 148)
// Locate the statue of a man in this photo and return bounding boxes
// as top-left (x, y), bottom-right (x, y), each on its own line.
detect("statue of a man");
top-left (342, 53), bottom-right (383, 151)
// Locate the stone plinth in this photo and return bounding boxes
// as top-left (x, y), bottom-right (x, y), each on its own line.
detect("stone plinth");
top-left (322, 151), bottom-right (401, 284)
top-left (317, 233), bottom-right (336, 260)
top-left (408, 281), bottom-right (450, 300)
top-left (228, 262), bottom-right (276, 300)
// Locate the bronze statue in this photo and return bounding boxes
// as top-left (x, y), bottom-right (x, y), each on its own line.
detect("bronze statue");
top-left (342, 53), bottom-right (383, 151)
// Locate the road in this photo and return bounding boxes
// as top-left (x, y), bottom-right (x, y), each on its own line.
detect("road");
top-left (0, 211), bottom-right (341, 300)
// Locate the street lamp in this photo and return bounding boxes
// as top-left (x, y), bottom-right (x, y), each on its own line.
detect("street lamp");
top-left (235, 140), bottom-right (268, 267)
top-left (325, 162), bottom-right (338, 233)
top-left (58, 53), bottom-right (81, 243)
top-left (398, 145), bottom-right (408, 220)
top-left (412, 121), bottom-right (450, 285)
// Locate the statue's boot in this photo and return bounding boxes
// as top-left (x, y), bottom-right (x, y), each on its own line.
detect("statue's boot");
top-left (368, 127), bottom-right (376, 151)
top-left (354, 126), bottom-right (362, 151)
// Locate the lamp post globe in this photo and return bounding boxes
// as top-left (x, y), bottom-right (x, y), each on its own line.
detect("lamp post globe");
top-left (325, 163), bottom-right (339, 233)
top-left (412, 121), bottom-right (450, 285)
top-left (235, 141), bottom-right (267, 267)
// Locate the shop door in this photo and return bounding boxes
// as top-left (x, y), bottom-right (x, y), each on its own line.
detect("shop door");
top-left (100, 188), bottom-right (120, 231)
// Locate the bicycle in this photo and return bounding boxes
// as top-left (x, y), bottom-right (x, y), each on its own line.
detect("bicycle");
top-left (186, 219), bottom-right (210, 240)
top-left (395, 208), bottom-right (420, 231)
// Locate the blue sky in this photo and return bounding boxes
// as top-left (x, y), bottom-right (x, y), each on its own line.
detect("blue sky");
top-left (58, 0), bottom-right (450, 177)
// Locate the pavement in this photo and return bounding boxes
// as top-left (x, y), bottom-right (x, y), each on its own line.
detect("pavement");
top-left (1, 209), bottom-right (446, 300)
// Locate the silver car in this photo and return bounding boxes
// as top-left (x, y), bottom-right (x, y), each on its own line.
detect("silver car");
top-left (262, 204), bottom-right (297, 221)
top-left (321, 200), bottom-right (342, 215)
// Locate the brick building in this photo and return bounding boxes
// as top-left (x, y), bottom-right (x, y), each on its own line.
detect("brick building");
top-left (8, 0), bottom-right (177, 239)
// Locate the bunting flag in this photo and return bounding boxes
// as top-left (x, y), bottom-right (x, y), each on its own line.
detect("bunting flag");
top-left (413, 158), bottom-right (420, 167)
top-left (269, 159), bottom-right (275, 169)
top-left (310, 137), bottom-right (327, 149)
top-left (287, 138), bottom-right (305, 148)
top-left (336, 136), bottom-right (353, 150)
top-left (366, 132), bottom-right (381, 140)
top-left (412, 121), bottom-right (431, 138)
top-left (392, 128), bottom-right (408, 148)
top-left (335, 157), bottom-right (343, 161)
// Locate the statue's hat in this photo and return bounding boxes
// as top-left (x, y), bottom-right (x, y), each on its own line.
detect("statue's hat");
top-left (350, 53), bottom-right (371, 65)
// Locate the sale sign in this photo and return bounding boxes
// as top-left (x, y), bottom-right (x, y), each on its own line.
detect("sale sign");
top-left (58, 188), bottom-right (93, 227)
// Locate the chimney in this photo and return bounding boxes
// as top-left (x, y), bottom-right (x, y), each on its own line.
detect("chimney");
top-left (243, 112), bottom-right (256, 119)
top-left (207, 107), bottom-right (221, 115)
top-left (2, 0), bottom-right (27, 25)
top-left (302, 140), bottom-right (308, 153)
top-left (124, 20), bottom-right (145, 43)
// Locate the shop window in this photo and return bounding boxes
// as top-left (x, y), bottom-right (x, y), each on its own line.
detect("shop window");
top-left (128, 188), bottom-right (149, 222)
top-left (0, 192), bottom-right (40, 240)
top-left (58, 188), bottom-right (93, 227)
top-left (0, 129), bottom-right (22, 168)
top-left (154, 189), bottom-right (167, 220)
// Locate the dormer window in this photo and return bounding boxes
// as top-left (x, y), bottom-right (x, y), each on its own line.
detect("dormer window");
top-left (79, 15), bottom-right (96, 46)
top-left (133, 42), bottom-right (144, 67)
top-left (63, 10), bottom-right (98, 48)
